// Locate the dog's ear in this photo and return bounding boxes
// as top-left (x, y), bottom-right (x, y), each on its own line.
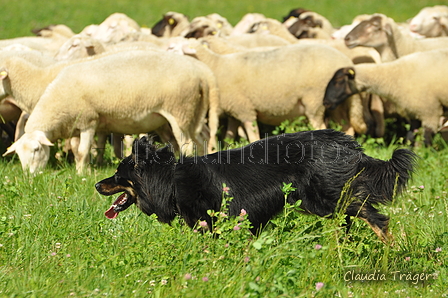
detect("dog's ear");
top-left (157, 144), bottom-right (173, 153)
top-left (132, 137), bottom-right (156, 155)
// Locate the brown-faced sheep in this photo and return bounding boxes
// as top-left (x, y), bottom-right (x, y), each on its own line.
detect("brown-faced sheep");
top-left (151, 12), bottom-right (190, 37)
top-left (4, 50), bottom-right (220, 174)
top-left (345, 13), bottom-right (448, 62)
top-left (323, 49), bottom-right (448, 144)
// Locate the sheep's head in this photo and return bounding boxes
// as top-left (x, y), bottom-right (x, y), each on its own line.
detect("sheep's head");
top-left (344, 14), bottom-right (391, 49)
top-left (3, 131), bottom-right (53, 174)
top-left (323, 67), bottom-right (358, 110)
top-left (409, 7), bottom-right (448, 37)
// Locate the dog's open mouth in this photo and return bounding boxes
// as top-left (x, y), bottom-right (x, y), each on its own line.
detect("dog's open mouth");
top-left (105, 192), bottom-right (135, 219)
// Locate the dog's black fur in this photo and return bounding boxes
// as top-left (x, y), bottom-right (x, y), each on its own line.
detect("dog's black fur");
top-left (95, 129), bottom-right (418, 241)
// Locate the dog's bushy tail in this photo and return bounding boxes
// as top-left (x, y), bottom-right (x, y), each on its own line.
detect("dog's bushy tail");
top-left (356, 149), bottom-right (419, 205)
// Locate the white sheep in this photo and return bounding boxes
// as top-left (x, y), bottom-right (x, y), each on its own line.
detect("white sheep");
top-left (32, 24), bottom-right (75, 39)
top-left (345, 13), bottom-right (448, 62)
top-left (54, 34), bottom-right (108, 61)
top-left (91, 12), bottom-right (141, 44)
top-left (226, 33), bottom-right (290, 48)
top-left (287, 11), bottom-right (335, 39)
top-left (230, 13), bottom-right (266, 36)
top-left (4, 50), bottom-right (220, 173)
top-left (245, 18), bottom-right (381, 63)
top-left (54, 34), bottom-right (160, 61)
top-left (409, 5), bottom-right (448, 37)
top-left (184, 13), bottom-right (233, 38)
top-left (0, 53), bottom-right (80, 115)
top-left (323, 48), bottom-right (448, 144)
top-left (0, 33), bottom-right (71, 56)
top-left (172, 39), bottom-right (357, 142)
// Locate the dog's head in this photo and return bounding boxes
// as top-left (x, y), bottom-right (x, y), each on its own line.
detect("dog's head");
top-left (95, 136), bottom-right (174, 219)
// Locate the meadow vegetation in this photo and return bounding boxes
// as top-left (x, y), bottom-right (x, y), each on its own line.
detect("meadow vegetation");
top-left (1, 1), bottom-right (448, 297)
top-left (0, 128), bottom-right (447, 297)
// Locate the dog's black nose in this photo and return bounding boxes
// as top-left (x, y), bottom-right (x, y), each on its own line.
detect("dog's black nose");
top-left (95, 183), bottom-right (102, 192)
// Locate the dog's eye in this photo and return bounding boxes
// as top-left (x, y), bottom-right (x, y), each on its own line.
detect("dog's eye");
top-left (114, 175), bottom-right (121, 183)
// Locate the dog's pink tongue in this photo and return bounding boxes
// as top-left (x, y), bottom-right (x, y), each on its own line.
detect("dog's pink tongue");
top-left (105, 206), bottom-right (118, 219)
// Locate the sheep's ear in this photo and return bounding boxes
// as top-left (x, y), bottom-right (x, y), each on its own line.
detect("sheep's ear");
top-left (345, 67), bottom-right (355, 80)
top-left (370, 15), bottom-right (382, 30)
top-left (35, 134), bottom-right (54, 146)
top-left (182, 43), bottom-right (197, 55)
top-left (2, 143), bottom-right (17, 156)
top-left (0, 68), bottom-right (8, 80)
top-left (438, 16), bottom-right (448, 29)
top-left (383, 23), bottom-right (393, 36)
top-left (158, 144), bottom-right (173, 153)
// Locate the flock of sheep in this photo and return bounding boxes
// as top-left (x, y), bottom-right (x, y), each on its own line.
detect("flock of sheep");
top-left (0, 5), bottom-right (447, 173)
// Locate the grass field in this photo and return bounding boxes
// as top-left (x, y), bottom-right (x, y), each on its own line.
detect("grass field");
top-left (0, 136), bottom-right (447, 297)
top-left (1, 0), bottom-right (448, 297)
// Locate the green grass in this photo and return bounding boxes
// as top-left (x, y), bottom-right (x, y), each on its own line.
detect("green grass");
top-left (0, 134), bottom-right (447, 297)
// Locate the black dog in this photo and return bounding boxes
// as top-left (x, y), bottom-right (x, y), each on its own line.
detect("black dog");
top-left (95, 129), bottom-right (418, 242)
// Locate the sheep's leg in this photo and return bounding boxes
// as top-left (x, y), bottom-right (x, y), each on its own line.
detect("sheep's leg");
top-left (95, 132), bottom-right (107, 165)
top-left (206, 108), bottom-right (219, 153)
top-left (347, 94), bottom-right (367, 135)
top-left (370, 95), bottom-right (385, 138)
top-left (76, 128), bottom-right (95, 173)
top-left (112, 133), bottom-right (124, 158)
top-left (69, 136), bottom-right (80, 161)
top-left (225, 117), bottom-right (240, 140)
top-left (242, 120), bottom-right (260, 143)
top-left (170, 121), bottom-right (195, 156)
top-left (122, 135), bottom-right (134, 157)
top-left (303, 98), bottom-right (326, 130)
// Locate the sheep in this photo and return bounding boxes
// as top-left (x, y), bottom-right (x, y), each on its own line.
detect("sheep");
top-left (183, 17), bottom-right (221, 38)
top-left (0, 24), bottom-right (74, 56)
top-left (205, 13), bottom-right (233, 36)
top-left (53, 35), bottom-right (180, 160)
top-left (409, 5), bottom-right (448, 37)
top-left (0, 50), bottom-right (141, 160)
top-left (231, 13), bottom-right (266, 36)
top-left (54, 34), bottom-right (108, 61)
top-left (151, 12), bottom-right (190, 37)
top-left (323, 48), bottom-right (448, 145)
top-left (0, 53), bottom-right (80, 115)
top-left (331, 14), bottom-right (372, 40)
top-left (282, 8), bottom-right (310, 23)
top-left (200, 35), bottom-right (277, 54)
top-left (4, 50), bottom-right (220, 174)
top-left (91, 12), bottom-right (141, 44)
top-left (287, 11), bottom-right (335, 39)
top-left (192, 36), bottom-right (368, 138)
top-left (345, 13), bottom-right (448, 62)
top-left (246, 18), bottom-right (381, 63)
top-left (226, 33), bottom-right (290, 48)
top-left (0, 33), bottom-right (71, 56)
top-left (54, 34), bottom-right (160, 61)
top-left (32, 24), bottom-right (75, 39)
top-left (184, 13), bottom-right (233, 38)
top-left (172, 39), bottom-right (357, 142)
